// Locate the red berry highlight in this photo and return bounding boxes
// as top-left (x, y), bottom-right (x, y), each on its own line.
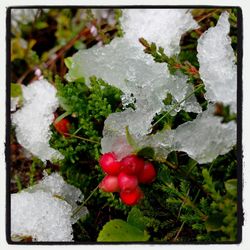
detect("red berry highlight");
top-left (98, 152), bottom-right (157, 206)
top-left (99, 175), bottom-right (120, 193)
top-left (118, 172), bottom-right (138, 192)
top-left (120, 187), bottom-right (143, 206)
top-left (53, 118), bottom-right (70, 136)
top-left (121, 155), bottom-right (144, 175)
top-left (138, 162), bottom-right (157, 184)
top-left (99, 152), bottom-right (121, 175)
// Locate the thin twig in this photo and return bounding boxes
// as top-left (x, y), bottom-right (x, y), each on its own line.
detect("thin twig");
top-left (164, 160), bottom-right (210, 198)
top-left (63, 133), bottom-right (100, 144)
top-left (17, 25), bottom-right (91, 84)
top-left (195, 9), bottom-right (220, 23)
top-left (72, 185), bottom-right (99, 217)
top-left (45, 27), bottom-right (90, 69)
top-left (150, 84), bottom-right (203, 130)
top-left (173, 221), bottom-right (185, 242)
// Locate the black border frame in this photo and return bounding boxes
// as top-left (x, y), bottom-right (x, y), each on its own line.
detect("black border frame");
top-left (5, 5), bottom-right (243, 245)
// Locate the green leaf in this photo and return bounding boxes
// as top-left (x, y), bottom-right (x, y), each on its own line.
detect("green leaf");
top-left (205, 213), bottom-right (224, 232)
top-left (127, 207), bottom-right (147, 231)
top-left (11, 83), bottom-right (23, 106)
top-left (64, 57), bottom-right (73, 69)
top-left (11, 83), bottom-right (22, 98)
top-left (97, 219), bottom-right (149, 242)
top-left (125, 126), bottom-right (138, 150)
top-left (54, 111), bottom-right (71, 124)
top-left (136, 147), bottom-right (155, 159)
top-left (225, 179), bottom-right (237, 198)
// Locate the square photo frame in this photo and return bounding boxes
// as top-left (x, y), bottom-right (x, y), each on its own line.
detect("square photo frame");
top-left (6, 5), bottom-right (243, 245)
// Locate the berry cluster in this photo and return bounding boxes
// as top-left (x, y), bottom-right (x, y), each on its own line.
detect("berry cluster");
top-left (99, 152), bottom-right (156, 206)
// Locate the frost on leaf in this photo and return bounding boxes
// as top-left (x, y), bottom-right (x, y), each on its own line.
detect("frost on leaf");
top-left (121, 9), bottom-right (199, 56)
top-left (12, 80), bottom-right (63, 162)
top-left (11, 172), bottom-right (88, 242)
top-left (197, 12), bottom-right (237, 113)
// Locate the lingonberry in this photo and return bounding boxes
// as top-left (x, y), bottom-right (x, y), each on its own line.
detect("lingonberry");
top-left (120, 155), bottom-right (144, 175)
top-left (53, 118), bottom-right (70, 136)
top-left (99, 175), bottom-right (120, 192)
top-left (118, 172), bottom-right (138, 192)
top-left (120, 186), bottom-right (143, 206)
top-left (99, 152), bottom-right (121, 175)
top-left (138, 162), bottom-right (156, 184)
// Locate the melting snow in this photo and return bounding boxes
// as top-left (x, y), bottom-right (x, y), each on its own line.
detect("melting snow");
top-left (66, 10), bottom-right (236, 164)
top-left (137, 105), bottom-right (236, 164)
top-left (121, 9), bottom-right (198, 56)
top-left (11, 172), bottom-right (88, 242)
top-left (197, 12), bottom-right (237, 113)
top-left (12, 80), bottom-right (63, 162)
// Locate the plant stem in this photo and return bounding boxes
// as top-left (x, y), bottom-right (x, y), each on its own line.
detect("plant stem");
top-left (73, 127), bottom-right (83, 135)
top-left (29, 161), bottom-right (36, 186)
top-left (196, 9), bottom-right (220, 23)
top-left (164, 160), bottom-right (210, 198)
top-left (173, 221), bottom-right (185, 242)
top-left (72, 185), bottom-right (99, 217)
top-left (64, 133), bottom-right (100, 144)
top-left (150, 84), bottom-right (203, 130)
top-left (15, 175), bottom-right (22, 192)
top-left (165, 182), bottom-right (206, 220)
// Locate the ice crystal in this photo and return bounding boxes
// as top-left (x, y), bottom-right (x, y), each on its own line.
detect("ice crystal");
top-left (197, 12), bottom-right (237, 113)
top-left (11, 173), bottom-right (88, 242)
top-left (121, 9), bottom-right (198, 56)
top-left (29, 172), bottom-right (85, 212)
top-left (11, 191), bottom-right (73, 242)
top-left (12, 80), bottom-right (63, 162)
top-left (173, 106), bottom-right (236, 163)
top-left (137, 105), bottom-right (236, 164)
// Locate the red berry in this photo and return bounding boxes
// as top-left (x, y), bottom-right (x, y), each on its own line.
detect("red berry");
top-left (138, 162), bottom-right (157, 184)
top-left (53, 118), bottom-right (70, 136)
top-left (120, 187), bottom-right (143, 206)
top-left (118, 172), bottom-right (138, 192)
top-left (121, 155), bottom-right (144, 175)
top-left (99, 175), bottom-right (120, 192)
top-left (99, 152), bottom-right (121, 175)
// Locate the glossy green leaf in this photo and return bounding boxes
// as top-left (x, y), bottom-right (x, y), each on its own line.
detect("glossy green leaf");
top-left (97, 219), bottom-right (149, 242)
top-left (64, 57), bottom-right (73, 69)
top-left (127, 207), bottom-right (147, 231)
top-left (54, 111), bottom-right (71, 124)
top-left (136, 147), bottom-right (155, 159)
top-left (125, 126), bottom-right (138, 151)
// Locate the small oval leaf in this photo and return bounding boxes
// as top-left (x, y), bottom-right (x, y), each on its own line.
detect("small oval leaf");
top-left (97, 219), bottom-right (149, 242)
